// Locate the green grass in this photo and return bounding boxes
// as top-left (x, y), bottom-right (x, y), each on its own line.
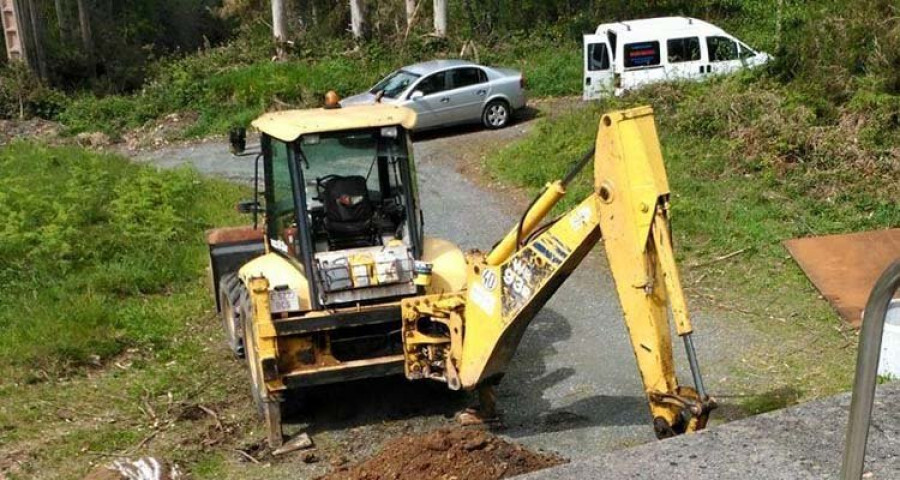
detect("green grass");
top-left (484, 74), bottom-right (899, 405)
top-left (0, 142), bottom-right (246, 381)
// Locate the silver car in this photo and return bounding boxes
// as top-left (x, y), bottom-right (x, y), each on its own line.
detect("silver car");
top-left (341, 59), bottom-right (526, 130)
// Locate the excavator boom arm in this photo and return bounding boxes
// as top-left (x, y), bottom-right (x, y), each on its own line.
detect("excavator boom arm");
top-left (401, 106), bottom-right (714, 437)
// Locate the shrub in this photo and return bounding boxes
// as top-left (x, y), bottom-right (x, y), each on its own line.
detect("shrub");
top-left (0, 143), bottom-right (245, 378)
top-left (0, 63), bottom-right (68, 120)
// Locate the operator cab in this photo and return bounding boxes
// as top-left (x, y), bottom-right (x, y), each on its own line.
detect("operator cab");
top-left (254, 105), bottom-right (423, 309)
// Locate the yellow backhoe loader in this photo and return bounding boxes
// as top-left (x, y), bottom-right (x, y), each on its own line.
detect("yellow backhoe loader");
top-left (206, 100), bottom-right (715, 447)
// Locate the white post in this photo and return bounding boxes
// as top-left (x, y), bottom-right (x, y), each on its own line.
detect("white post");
top-left (433, 0), bottom-right (446, 38)
top-left (349, 0), bottom-right (365, 40)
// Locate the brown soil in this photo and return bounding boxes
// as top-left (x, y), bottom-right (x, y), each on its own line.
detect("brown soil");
top-left (318, 427), bottom-right (565, 480)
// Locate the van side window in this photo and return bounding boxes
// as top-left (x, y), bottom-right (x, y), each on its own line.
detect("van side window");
top-left (706, 36), bottom-right (739, 62)
top-left (667, 37), bottom-right (700, 63)
top-left (588, 43), bottom-right (610, 71)
top-left (624, 41), bottom-right (661, 68)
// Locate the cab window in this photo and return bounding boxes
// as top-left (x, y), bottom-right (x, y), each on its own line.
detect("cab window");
top-left (624, 41), bottom-right (661, 68)
top-left (588, 43), bottom-right (610, 71)
top-left (706, 36), bottom-right (739, 62)
top-left (667, 37), bottom-right (701, 63)
top-left (450, 68), bottom-right (486, 89)
top-left (414, 72), bottom-right (448, 97)
top-left (266, 137), bottom-right (298, 256)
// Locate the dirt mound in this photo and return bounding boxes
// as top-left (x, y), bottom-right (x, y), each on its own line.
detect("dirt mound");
top-left (319, 427), bottom-right (565, 480)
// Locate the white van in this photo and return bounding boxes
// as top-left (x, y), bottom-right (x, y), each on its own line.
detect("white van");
top-left (583, 17), bottom-right (770, 100)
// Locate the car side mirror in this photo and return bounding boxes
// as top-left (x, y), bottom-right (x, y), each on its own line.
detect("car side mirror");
top-left (410, 91), bottom-right (424, 100)
top-left (236, 199), bottom-right (261, 214)
top-left (229, 127), bottom-right (247, 155)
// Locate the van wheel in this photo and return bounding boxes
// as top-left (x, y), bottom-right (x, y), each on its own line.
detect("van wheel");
top-left (218, 273), bottom-right (247, 358)
top-left (483, 100), bottom-right (511, 129)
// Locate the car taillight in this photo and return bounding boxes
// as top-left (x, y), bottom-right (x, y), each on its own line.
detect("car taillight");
top-left (520, 76), bottom-right (526, 89)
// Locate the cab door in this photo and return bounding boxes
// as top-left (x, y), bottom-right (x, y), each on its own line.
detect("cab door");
top-left (583, 34), bottom-right (613, 100)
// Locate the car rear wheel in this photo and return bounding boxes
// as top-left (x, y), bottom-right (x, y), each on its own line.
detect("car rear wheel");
top-left (483, 100), bottom-right (511, 129)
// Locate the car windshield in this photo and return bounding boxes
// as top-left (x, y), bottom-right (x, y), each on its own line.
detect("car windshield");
top-left (370, 70), bottom-right (420, 99)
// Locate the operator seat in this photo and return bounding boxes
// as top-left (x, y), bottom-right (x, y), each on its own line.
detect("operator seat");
top-left (320, 175), bottom-right (379, 249)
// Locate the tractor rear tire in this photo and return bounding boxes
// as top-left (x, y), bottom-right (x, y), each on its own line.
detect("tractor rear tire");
top-left (218, 273), bottom-right (248, 358)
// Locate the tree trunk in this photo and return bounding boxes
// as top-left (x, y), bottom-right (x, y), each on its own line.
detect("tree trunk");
top-left (54, 0), bottom-right (67, 39)
top-left (433, 0), bottom-right (446, 38)
top-left (2, 0), bottom-right (28, 63)
top-left (349, 0), bottom-right (364, 40)
top-left (24, 0), bottom-right (46, 79)
top-left (404, 0), bottom-right (415, 27)
top-left (271, 0), bottom-right (286, 60)
top-left (75, 0), bottom-right (93, 75)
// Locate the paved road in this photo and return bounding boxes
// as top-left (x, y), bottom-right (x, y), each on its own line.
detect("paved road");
top-left (134, 117), bottom-right (735, 463)
top-left (518, 380), bottom-right (900, 479)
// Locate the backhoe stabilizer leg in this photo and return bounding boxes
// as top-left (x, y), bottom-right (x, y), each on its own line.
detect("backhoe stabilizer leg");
top-left (456, 384), bottom-right (500, 426)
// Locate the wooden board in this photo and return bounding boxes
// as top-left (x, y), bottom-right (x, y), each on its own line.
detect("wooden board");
top-left (784, 229), bottom-right (900, 327)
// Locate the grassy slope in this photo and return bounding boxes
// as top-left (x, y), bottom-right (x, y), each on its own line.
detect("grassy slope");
top-left (0, 143), bottom-right (252, 478)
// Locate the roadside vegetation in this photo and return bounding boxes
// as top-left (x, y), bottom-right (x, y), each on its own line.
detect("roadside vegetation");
top-left (486, 0), bottom-right (900, 407)
top-left (0, 143), bottom-right (255, 478)
top-left (0, 143), bottom-right (246, 380)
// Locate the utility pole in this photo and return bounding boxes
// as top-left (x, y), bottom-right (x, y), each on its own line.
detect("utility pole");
top-left (433, 0), bottom-right (446, 38)
top-left (271, 0), bottom-right (286, 60)
top-left (1, 0), bottom-right (27, 62)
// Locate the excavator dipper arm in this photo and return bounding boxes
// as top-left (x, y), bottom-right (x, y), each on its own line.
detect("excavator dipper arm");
top-left (401, 106), bottom-right (715, 438)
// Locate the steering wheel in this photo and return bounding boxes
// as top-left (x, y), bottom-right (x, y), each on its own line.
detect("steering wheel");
top-left (315, 174), bottom-right (342, 190)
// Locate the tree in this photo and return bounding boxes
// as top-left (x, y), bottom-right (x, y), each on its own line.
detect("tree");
top-left (54, 0), bottom-right (68, 40)
top-left (75, 0), bottom-right (93, 73)
top-left (349, 0), bottom-right (364, 40)
top-left (24, 0), bottom-right (46, 79)
top-left (433, 0), bottom-right (446, 38)
top-left (271, 0), bottom-right (286, 59)
top-left (405, 0), bottom-right (415, 28)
